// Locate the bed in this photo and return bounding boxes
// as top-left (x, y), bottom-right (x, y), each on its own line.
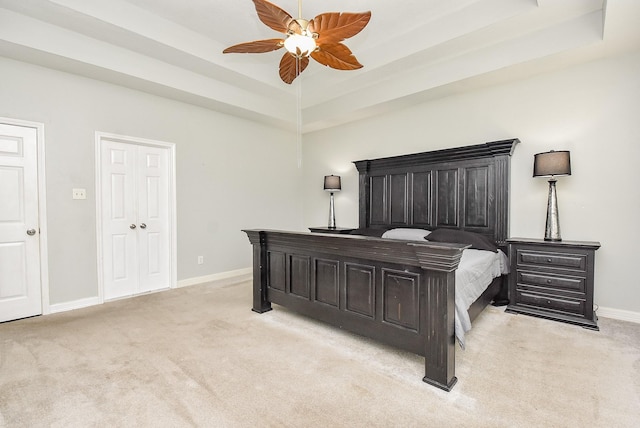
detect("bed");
top-left (243, 139), bottom-right (519, 391)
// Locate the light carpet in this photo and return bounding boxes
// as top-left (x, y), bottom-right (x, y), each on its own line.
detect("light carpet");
top-left (1, 281), bottom-right (639, 427)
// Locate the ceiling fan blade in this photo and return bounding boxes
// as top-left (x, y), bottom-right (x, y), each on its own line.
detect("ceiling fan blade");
top-left (308, 12), bottom-right (371, 44)
top-left (223, 39), bottom-right (284, 54)
top-left (252, 0), bottom-right (294, 34)
top-left (311, 43), bottom-right (363, 70)
top-left (279, 53), bottom-right (309, 84)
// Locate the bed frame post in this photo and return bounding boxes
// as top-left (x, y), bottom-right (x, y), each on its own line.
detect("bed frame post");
top-left (422, 270), bottom-right (457, 391)
top-left (353, 160), bottom-right (371, 228)
top-left (411, 243), bottom-right (467, 391)
top-left (244, 230), bottom-right (272, 313)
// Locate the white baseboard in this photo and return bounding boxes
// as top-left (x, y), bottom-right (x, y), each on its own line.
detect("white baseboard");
top-left (47, 268), bottom-right (252, 315)
top-left (177, 267), bottom-right (252, 289)
top-left (49, 296), bottom-right (102, 314)
top-left (597, 306), bottom-right (640, 324)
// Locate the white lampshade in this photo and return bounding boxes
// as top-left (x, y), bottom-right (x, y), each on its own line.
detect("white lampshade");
top-left (284, 34), bottom-right (316, 57)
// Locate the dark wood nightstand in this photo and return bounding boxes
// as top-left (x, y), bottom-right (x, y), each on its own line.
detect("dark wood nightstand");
top-left (308, 227), bottom-right (355, 234)
top-left (506, 238), bottom-right (600, 330)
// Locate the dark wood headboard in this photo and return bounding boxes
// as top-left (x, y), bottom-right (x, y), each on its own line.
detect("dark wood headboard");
top-left (353, 139), bottom-right (519, 246)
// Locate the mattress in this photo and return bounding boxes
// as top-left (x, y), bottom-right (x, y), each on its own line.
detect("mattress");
top-left (455, 249), bottom-right (509, 348)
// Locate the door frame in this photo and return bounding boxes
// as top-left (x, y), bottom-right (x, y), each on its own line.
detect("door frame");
top-left (95, 131), bottom-right (177, 302)
top-left (0, 116), bottom-right (50, 315)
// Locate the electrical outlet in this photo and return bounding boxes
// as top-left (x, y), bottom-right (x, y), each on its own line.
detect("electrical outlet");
top-left (197, 256), bottom-right (204, 265)
top-left (72, 188), bottom-right (86, 200)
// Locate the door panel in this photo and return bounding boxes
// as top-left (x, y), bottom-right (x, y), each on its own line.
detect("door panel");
top-left (0, 167), bottom-right (23, 221)
top-left (0, 243), bottom-right (26, 298)
top-left (101, 141), bottom-right (138, 300)
top-left (0, 123), bottom-right (41, 322)
top-left (111, 234), bottom-right (129, 280)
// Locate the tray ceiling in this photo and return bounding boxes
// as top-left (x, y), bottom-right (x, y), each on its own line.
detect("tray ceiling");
top-left (0, 0), bottom-right (638, 132)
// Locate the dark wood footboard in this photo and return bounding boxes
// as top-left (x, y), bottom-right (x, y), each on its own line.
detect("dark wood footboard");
top-left (244, 229), bottom-right (469, 391)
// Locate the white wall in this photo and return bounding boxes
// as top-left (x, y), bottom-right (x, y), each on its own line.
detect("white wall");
top-left (302, 49), bottom-right (640, 314)
top-left (0, 57), bottom-right (302, 306)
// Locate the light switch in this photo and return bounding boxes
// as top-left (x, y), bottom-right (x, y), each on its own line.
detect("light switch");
top-left (72, 188), bottom-right (86, 199)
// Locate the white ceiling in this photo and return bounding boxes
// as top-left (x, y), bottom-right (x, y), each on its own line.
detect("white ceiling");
top-left (0, 0), bottom-right (638, 132)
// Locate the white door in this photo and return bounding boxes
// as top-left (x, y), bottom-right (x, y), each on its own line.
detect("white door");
top-left (0, 123), bottom-right (41, 322)
top-left (136, 145), bottom-right (170, 293)
top-left (100, 140), bottom-right (170, 300)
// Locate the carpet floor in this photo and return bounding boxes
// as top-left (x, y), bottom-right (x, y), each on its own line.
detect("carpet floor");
top-left (1, 281), bottom-right (639, 427)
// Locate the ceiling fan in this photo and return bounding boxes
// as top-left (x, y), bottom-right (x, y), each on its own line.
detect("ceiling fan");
top-left (223, 0), bottom-right (371, 84)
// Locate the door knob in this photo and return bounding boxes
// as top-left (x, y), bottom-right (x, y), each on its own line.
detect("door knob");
top-left (26, 229), bottom-right (37, 236)
top-left (130, 224), bottom-right (137, 229)
top-left (140, 223), bottom-right (147, 229)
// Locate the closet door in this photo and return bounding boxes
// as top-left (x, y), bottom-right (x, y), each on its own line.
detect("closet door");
top-left (136, 145), bottom-right (169, 293)
top-left (100, 140), bottom-right (170, 300)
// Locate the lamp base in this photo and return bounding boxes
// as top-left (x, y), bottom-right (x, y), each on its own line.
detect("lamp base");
top-left (328, 192), bottom-right (336, 229)
top-left (544, 179), bottom-right (562, 241)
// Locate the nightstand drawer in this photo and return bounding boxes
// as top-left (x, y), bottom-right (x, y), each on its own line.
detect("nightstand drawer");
top-left (517, 271), bottom-right (585, 293)
top-left (515, 290), bottom-right (585, 316)
top-left (516, 249), bottom-right (586, 271)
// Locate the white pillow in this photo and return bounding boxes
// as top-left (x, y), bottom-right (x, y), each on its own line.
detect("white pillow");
top-left (381, 228), bottom-right (431, 241)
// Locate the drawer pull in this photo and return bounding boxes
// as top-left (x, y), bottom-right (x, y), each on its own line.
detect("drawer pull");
top-left (546, 258), bottom-right (552, 263)
top-left (547, 279), bottom-right (552, 284)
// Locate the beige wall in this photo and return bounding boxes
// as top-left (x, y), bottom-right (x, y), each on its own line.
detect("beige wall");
top-left (0, 57), bottom-right (303, 305)
top-left (302, 49), bottom-right (640, 314)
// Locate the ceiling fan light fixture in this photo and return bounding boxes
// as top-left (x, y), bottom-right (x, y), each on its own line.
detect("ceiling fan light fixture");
top-left (284, 33), bottom-right (316, 58)
top-left (222, 0), bottom-right (371, 83)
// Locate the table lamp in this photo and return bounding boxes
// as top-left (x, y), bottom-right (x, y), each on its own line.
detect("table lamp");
top-left (533, 150), bottom-right (571, 241)
top-left (324, 175), bottom-right (341, 229)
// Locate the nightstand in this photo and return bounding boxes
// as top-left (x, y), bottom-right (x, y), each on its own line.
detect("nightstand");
top-left (506, 238), bottom-right (600, 330)
top-left (308, 227), bottom-right (355, 234)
